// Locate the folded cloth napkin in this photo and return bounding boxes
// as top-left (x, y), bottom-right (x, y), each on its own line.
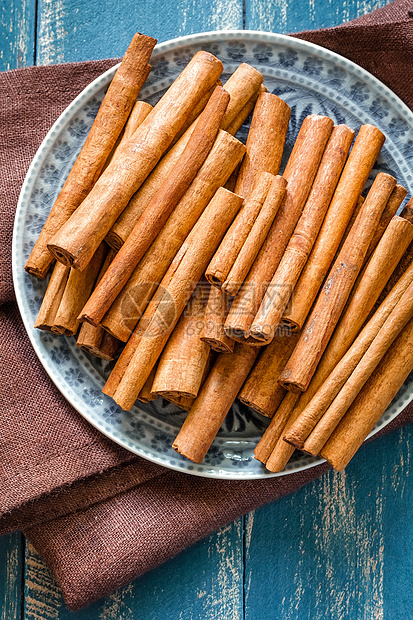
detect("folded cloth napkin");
top-left (1, 0), bottom-right (412, 609)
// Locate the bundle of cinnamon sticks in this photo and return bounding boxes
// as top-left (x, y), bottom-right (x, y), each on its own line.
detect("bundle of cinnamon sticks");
top-left (27, 31), bottom-right (413, 472)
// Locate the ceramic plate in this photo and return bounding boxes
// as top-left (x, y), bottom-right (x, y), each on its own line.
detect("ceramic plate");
top-left (12, 31), bottom-right (413, 479)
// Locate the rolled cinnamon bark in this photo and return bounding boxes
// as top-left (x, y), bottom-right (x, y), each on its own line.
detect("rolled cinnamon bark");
top-left (76, 247), bottom-right (120, 360)
top-left (224, 84), bottom-right (267, 136)
top-left (284, 216), bottom-right (413, 448)
top-left (77, 324), bottom-right (120, 361)
top-left (101, 130), bottom-right (245, 342)
top-left (102, 278), bottom-right (169, 398)
top-left (223, 164), bottom-right (241, 193)
top-left (205, 171), bottom-right (275, 287)
top-left (249, 125), bottom-right (355, 340)
top-left (78, 86), bottom-right (229, 326)
top-left (34, 262), bottom-right (70, 332)
top-left (238, 330), bottom-right (300, 417)
top-left (364, 184), bottom-right (407, 260)
top-left (279, 172), bottom-right (396, 392)
top-left (172, 344), bottom-right (259, 463)
top-left (225, 115), bottom-right (334, 342)
top-left (374, 238), bottom-right (413, 312)
top-left (47, 51), bottom-right (224, 271)
top-left (401, 197), bottom-right (413, 223)
top-left (200, 284), bottom-right (235, 353)
top-left (302, 278), bottom-right (413, 455)
top-left (111, 188), bottom-right (243, 410)
top-left (234, 92), bottom-right (291, 198)
top-left (264, 396), bottom-right (305, 471)
top-left (333, 195), bottom-right (365, 260)
top-left (151, 282), bottom-right (210, 399)
top-left (106, 127), bottom-right (196, 251)
top-left (52, 243), bottom-right (107, 336)
top-left (101, 100), bottom-right (153, 175)
top-left (123, 100), bottom-right (154, 140)
top-left (106, 63), bottom-right (263, 250)
top-left (169, 81), bottom-right (221, 148)
top-left (25, 33), bottom-right (156, 279)
top-left (283, 124), bottom-right (386, 331)
top-left (220, 63), bottom-right (264, 130)
top-left (254, 391), bottom-right (300, 465)
top-left (161, 351), bottom-right (217, 411)
top-left (222, 175), bottom-right (287, 297)
top-left (137, 366), bottom-right (158, 403)
top-left (321, 315), bottom-right (413, 471)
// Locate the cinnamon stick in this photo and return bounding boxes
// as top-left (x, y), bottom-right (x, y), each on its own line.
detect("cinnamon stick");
top-left (205, 171), bottom-right (275, 287)
top-left (151, 282), bottom-right (210, 399)
top-left (47, 51), bottom-right (224, 271)
top-left (302, 278), bottom-right (413, 455)
top-left (101, 130), bottom-right (245, 342)
top-left (279, 172), bottom-right (396, 392)
top-left (106, 63), bottom-right (263, 250)
top-left (332, 195), bottom-right (365, 260)
top-left (169, 81), bottom-right (221, 148)
top-left (101, 100), bottom-right (153, 175)
top-left (263, 395), bottom-right (304, 471)
top-left (111, 188), bottom-right (243, 410)
top-left (284, 216), bottom-right (413, 448)
top-left (224, 84), bottom-right (267, 136)
top-left (161, 351), bottom-right (217, 411)
top-left (137, 366), bottom-right (158, 403)
top-left (105, 126), bottom-right (195, 251)
top-left (172, 344), bottom-right (259, 463)
top-left (102, 277), bottom-right (170, 398)
top-left (123, 100), bottom-right (154, 140)
top-left (401, 197), bottom-right (413, 223)
top-left (321, 315), bottom-right (413, 470)
top-left (200, 284), bottom-right (235, 353)
top-left (25, 33), bottom-right (156, 279)
top-left (78, 86), bottom-right (229, 326)
top-left (249, 125), bottom-right (355, 340)
top-left (76, 247), bottom-right (120, 360)
top-left (220, 63), bottom-right (264, 130)
top-left (364, 184), bottom-right (407, 260)
top-left (283, 124), bottom-right (386, 331)
top-left (224, 115), bottom-right (334, 343)
top-left (238, 329), bottom-right (300, 417)
top-left (77, 324), bottom-right (120, 361)
top-left (234, 92), bottom-right (291, 198)
top-left (34, 262), bottom-right (70, 332)
top-left (222, 175), bottom-right (287, 297)
top-left (254, 392), bottom-right (300, 465)
top-left (52, 243), bottom-right (107, 336)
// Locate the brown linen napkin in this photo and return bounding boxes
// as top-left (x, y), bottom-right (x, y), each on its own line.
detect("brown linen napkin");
top-left (1, 0), bottom-right (412, 609)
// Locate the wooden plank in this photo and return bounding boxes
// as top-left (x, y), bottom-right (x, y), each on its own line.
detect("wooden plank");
top-left (0, 0), bottom-right (36, 71)
top-left (23, 520), bottom-right (244, 619)
top-left (245, 0), bottom-right (392, 33)
top-left (0, 533), bottom-right (24, 620)
top-left (35, 0), bottom-right (244, 65)
top-left (244, 426), bottom-right (413, 619)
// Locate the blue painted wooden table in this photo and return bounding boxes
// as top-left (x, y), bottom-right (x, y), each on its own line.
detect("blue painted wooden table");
top-left (2, 0), bottom-right (413, 618)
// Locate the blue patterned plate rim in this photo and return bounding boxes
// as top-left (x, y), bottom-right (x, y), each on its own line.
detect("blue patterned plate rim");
top-left (12, 30), bottom-right (413, 479)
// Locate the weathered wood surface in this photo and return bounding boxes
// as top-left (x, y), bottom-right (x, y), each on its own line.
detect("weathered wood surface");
top-left (2, 0), bottom-right (413, 618)
top-left (0, 533), bottom-right (24, 620)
